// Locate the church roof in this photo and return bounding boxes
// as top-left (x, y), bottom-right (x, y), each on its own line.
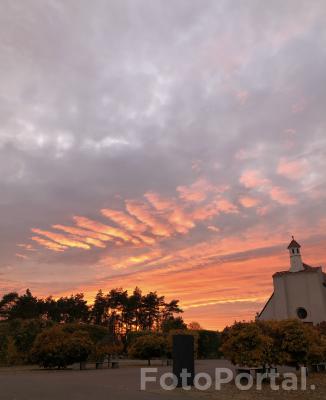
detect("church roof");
top-left (287, 238), bottom-right (301, 249)
top-left (258, 292), bottom-right (274, 318)
top-left (273, 264), bottom-right (321, 277)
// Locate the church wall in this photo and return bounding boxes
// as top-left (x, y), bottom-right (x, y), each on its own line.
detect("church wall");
top-left (274, 269), bottom-right (326, 324)
top-left (273, 275), bottom-right (290, 319)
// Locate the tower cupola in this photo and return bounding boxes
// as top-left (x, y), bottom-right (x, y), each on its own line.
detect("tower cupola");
top-left (288, 236), bottom-right (304, 272)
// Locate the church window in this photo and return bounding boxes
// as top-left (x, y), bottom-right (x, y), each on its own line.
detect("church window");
top-left (296, 307), bottom-right (308, 320)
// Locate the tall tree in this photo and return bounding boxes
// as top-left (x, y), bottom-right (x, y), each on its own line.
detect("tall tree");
top-left (0, 292), bottom-right (19, 320)
top-left (9, 289), bottom-right (39, 320)
top-left (91, 290), bottom-right (108, 325)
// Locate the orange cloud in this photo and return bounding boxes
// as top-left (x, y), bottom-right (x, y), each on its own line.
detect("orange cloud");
top-left (31, 236), bottom-right (68, 252)
top-left (31, 228), bottom-right (91, 249)
top-left (53, 224), bottom-right (109, 247)
top-left (100, 249), bottom-right (162, 270)
top-left (177, 178), bottom-right (213, 202)
top-left (73, 216), bottom-right (137, 244)
top-left (191, 201), bottom-right (220, 221)
top-left (100, 208), bottom-right (147, 233)
top-left (125, 200), bottom-right (173, 237)
top-left (144, 192), bottom-right (195, 234)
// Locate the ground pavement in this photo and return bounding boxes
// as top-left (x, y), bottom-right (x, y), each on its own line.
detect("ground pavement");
top-left (0, 360), bottom-right (325, 400)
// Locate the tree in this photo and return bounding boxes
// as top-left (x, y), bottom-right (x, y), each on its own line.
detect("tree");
top-left (197, 330), bottom-right (222, 359)
top-left (275, 320), bottom-right (324, 367)
top-left (106, 288), bottom-right (128, 339)
top-left (0, 292), bottom-right (19, 320)
top-left (140, 292), bottom-right (164, 331)
top-left (66, 331), bottom-right (93, 365)
top-left (90, 290), bottom-right (108, 325)
top-left (161, 316), bottom-right (187, 333)
top-left (8, 318), bottom-right (53, 363)
top-left (56, 293), bottom-right (89, 323)
top-left (188, 321), bottom-right (203, 330)
top-left (122, 287), bottom-right (142, 332)
top-left (0, 290), bottom-right (40, 320)
top-left (31, 326), bottom-right (92, 369)
top-left (128, 335), bottom-right (167, 366)
top-left (221, 321), bottom-right (274, 367)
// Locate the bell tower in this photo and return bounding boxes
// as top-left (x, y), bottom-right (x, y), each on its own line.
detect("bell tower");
top-left (288, 236), bottom-right (304, 272)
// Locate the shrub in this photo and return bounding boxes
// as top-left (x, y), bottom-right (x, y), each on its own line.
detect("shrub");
top-left (222, 320), bottom-right (326, 368)
top-left (275, 320), bottom-right (326, 367)
top-left (221, 321), bottom-right (274, 367)
top-left (128, 334), bottom-right (167, 365)
top-left (31, 326), bottom-right (92, 368)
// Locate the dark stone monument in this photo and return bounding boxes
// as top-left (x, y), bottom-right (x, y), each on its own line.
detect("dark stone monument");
top-left (172, 334), bottom-right (195, 387)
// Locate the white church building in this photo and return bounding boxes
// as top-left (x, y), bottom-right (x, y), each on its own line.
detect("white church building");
top-left (258, 238), bottom-right (326, 324)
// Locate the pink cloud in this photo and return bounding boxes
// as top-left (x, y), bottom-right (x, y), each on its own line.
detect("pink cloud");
top-left (277, 158), bottom-right (308, 180)
top-left (269, 186), bottom-right (297, 205)
top-left (239, 196), bottom-right (260, 208)
top-left (236, 90), bottom-right (249, 105)
top-left (177, 178), bottom-right (214, 203)
top-left (215, 199), bottom-right (238, 213)
top-left (239, 170), bottom-right (269, 189)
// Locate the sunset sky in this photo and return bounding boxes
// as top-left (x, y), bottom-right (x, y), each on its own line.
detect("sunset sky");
top-left (1, 1), bottom-right (326, 330)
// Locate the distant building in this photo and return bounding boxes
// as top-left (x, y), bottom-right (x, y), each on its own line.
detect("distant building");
top-left (258, 238), bottom-right (326, 324)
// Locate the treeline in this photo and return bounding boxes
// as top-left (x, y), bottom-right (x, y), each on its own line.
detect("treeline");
top-left (0, 288), bottom-right (185, 336)
top-left (0, 288), bottom-right (223, 368)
